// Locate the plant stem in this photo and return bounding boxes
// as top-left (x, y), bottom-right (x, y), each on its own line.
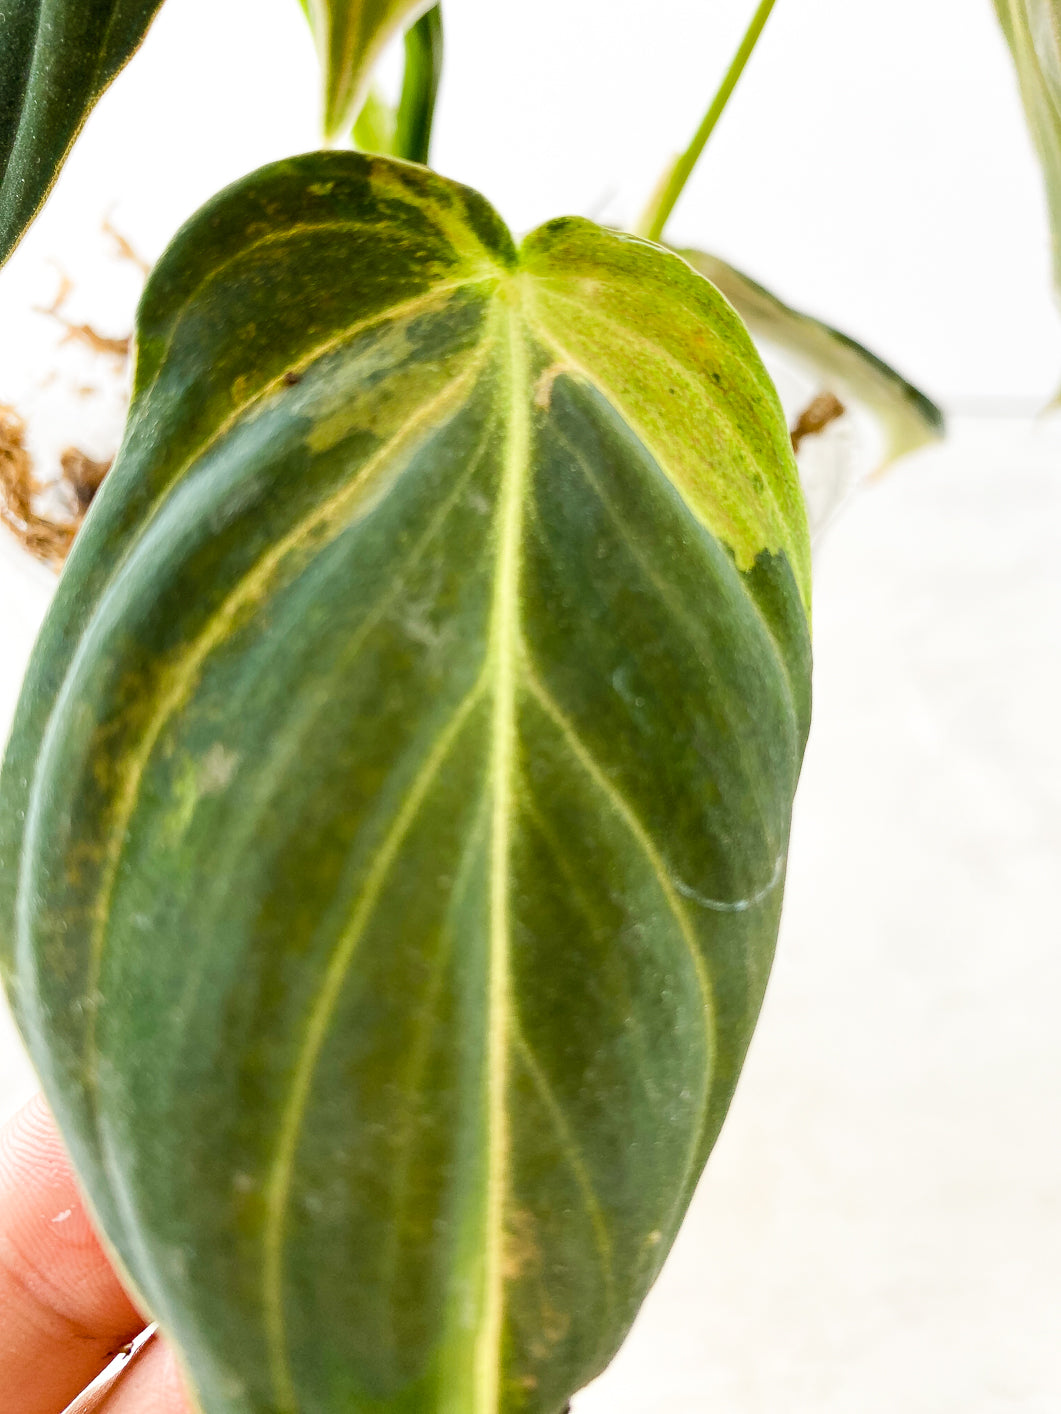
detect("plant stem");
top-left (635, 0), bottom-right (778, 243)
top-left (394, 5), bottom-right (445, 166)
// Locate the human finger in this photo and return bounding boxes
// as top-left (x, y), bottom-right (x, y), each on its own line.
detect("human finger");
top-left (0, 1094), bottom-right (146, 1414)
top-left (65, 1330), bottom-right (193, 1414)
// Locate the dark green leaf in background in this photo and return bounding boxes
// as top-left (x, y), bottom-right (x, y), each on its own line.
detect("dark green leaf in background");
top-left (0, 153), bottom-right (811, 1413)
top-left (394, 4), bottom-right (443, 165)
top-left (0, 0), bottom-right (166, 268)
top-left (681, 249), bottom-right (944, 470)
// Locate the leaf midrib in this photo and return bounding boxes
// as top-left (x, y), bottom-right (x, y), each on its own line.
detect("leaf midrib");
top-left (472, 298), bottom-right (530, 1414)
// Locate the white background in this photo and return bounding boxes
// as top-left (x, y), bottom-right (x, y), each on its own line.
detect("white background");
top-left (1, 2), bottom-right (1060, 1410)
top-left (1, 0), bottom-right (1058, 406)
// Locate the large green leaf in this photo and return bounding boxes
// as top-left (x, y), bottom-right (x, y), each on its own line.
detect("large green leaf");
top-left (0, 0), bottom-right (166, 268)
top-left (680, 249), bottom-right (944, 469)
top-left (995, 0), bottom-right (1061, 325)
top-left (301, 0), bottom-right (435, 140)
top-left (0, 152), bottom-right (811, 1414)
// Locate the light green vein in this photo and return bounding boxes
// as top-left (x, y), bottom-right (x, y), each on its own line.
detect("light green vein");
top-left (74, 347), bottom-right (493, 1108)
top-left (150, 217), bottom-right (500, 377)
top-left (471, 301), bottom-right (530, 1414)
top-left (377, 790), bottom-right (492, 1317)
top-left (521, 297), bottom-right (808, 610)
top-left (550, 416), bottom-right (795, 722)
top-left (519, 789), bottom-right (658, 1105)
top-left (529, 281), bottom-right (771, 416)
top-left (262, 672), bottom-right (490, 1409)
top-left (79, 276), bottom-right (496, 669)
top-left (170, 395), bottom-right (501, 1030)
top-left (520, 660), bottom-right (723, 1262)
top-left (547, 419), bottom-right (790, 857)
top-left (512, 1023), bottom-right (617, 1320)
top-left (141, 274), bottom-right (497, 483)
top-left (518, 660), bottom-right (717, 1093)
top-left (523, 321), bottom-right (803, 688)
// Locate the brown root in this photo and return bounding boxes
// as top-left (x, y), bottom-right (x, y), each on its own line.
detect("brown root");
top-left (57, 323), bottom-right (131, 360)
top-left (0, 406), bottom-right (76, 568)
top-left (2, 231), bottom-right (141, 567)
top-left (0, 405), bottom-right (112, 570)
top-left (61, 447), bottom-right (113, 511)
top-left (34, 266), bottom-right (132, 363)
top-left (791, 391), bottom-right (846, 452)
top-left (102, 212), bottom-right (152, 277)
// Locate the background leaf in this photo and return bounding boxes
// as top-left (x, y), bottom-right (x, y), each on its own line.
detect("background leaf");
top-left (680, 249), bottom-right (945, 471)
top-left (393, 4), bottom-right (443, 164)
top-left (995, 0), bottom-right (1061, 305)
top-left (1, 153), bottom-right (811, 1414)
top-left (302, 0), bottom-right (435, 141)
top-left (352, 8), bottom-right (443, 163)
top-left (0, 0), bottom-right (166, 269)
top-left (352, 86), bottom-right (399, 154)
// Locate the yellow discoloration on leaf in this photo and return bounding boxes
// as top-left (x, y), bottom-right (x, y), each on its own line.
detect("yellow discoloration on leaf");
top-left (519, 223), bottom-right (812, 612)
top-left (681, 249), bottom-right (943, 472)
top-left (303, 297), bottom-right (494, 455)
top-left (198, 744), bottom-right (239, 796)
top-left (502, 1208), bottom-right (542, 1283)
top-left (532, 362), bottom-right (573, 412)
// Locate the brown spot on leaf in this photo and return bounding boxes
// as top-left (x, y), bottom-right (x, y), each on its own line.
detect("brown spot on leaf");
top-left (502, 1208), bottom-right (542, 1282)
top-left (533, 362), bottom-right (570, 412)
top-left (540, 1299), bottom-right (570, 1347)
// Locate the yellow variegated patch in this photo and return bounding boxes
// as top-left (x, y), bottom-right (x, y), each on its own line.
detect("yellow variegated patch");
top-left (681, 250), bottom-right (944, 472)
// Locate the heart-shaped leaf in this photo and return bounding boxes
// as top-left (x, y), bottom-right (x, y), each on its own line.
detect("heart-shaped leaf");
top-left (0, 0), bottom-right (166, 268)
top-left (995, 0), bottom-right (1061, 305)
top-left (301, 0), bottom-right (435, 140)
top-left (0, 153), bottom-right (811, 1414)
top-left (680, 249), bottom-right (944, 471)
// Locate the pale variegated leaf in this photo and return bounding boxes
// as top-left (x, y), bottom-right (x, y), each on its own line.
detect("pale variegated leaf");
top-left (351, 8), bottom-right (443, 163)
top-left (680, 249), bottom-right (944, 471)
top-left (301, 0), bottom-right (435, 140)
top-left (995, 0), bottom-right (1061, 301)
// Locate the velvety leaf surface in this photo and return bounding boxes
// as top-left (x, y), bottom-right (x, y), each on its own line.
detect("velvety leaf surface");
top-left (301, 0), bottom-right (434, 140)
top-left (0, 153), bottom-right (811, 1414)
top-left (680, 249), bottom-right (944, 469)
top-left (0, 0), bottom-right (165, 267)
